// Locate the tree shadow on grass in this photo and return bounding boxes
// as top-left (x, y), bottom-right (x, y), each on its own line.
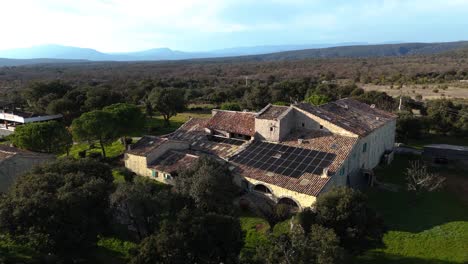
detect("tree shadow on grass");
top-left (367, 189), bottom-right (468, 233)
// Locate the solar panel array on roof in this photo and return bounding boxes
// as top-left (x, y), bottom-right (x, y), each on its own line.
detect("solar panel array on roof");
top-left (230, 141), bottom-right (336, 178)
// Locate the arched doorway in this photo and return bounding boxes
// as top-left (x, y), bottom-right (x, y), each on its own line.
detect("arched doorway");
top-left (253, 184), bottom-right (272, 194)
top-left (278, 197), bottom-right (300, 211)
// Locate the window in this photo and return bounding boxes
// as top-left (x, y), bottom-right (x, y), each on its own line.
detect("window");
top-left (151, 170), bottom-right (156, 177)
top-left (270, 127), bottom-right (273, 132)
top-left (164, 174), bottom-right (172, 180)
top-left (363, 143), bottom-right (367, 153)
top-left (320, 125), bottom-right (323, 129)
top-left (340, 167), bottom-right (345, 175)
top-left (302, 122), bottom-right (305, 127)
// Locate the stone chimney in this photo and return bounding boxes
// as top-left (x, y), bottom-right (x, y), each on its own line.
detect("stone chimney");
top-left (321, 167), bottom-right (329, 178)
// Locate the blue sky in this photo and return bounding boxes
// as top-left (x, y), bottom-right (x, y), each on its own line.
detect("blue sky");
top-left (1, 0), bottom-right (467, 52)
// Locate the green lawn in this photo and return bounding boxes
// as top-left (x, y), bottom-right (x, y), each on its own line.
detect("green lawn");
top-left (90, 237), bottom-right (137, 264)
top-left (238, 209), bottom-right (296, 260)
top-left (0, 235), bottom-right (137, 264)
top-left (355, 154), bottom-right (468, 264)
top-left (0, 235), bottom-right (38, 263)
top-left (239, 210), bottom-right (269, 260)
top-left (66, 139), bottom-right (125, 159)
top-left (145, 111), bottom-right (211, 136)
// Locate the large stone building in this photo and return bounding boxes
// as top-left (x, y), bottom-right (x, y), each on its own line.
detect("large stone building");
top-left (125, 98), bottom-right (396, 209)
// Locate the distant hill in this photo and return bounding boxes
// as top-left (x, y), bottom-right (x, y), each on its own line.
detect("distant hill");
top-left (0, 43), bottom-right (361, 63)
top-left (1, 41), bottom-right (468, 66)
top-left (232, 41), bottom-right (468, 61)
top-left (0, 58), bottom-right (88, 67)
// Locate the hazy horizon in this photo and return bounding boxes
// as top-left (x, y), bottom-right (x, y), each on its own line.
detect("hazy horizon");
top-left (1, 0), bottom-right (468, 53)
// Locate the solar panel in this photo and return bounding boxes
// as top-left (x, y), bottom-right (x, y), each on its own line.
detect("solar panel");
top-left (230, 141), bottom-right (337, 178)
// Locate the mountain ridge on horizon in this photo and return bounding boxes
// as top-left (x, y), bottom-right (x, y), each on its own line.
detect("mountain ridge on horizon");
top-left (0, 42), bottom-right (397, 61)
top-left (1, 40), bottom-right (468, 67)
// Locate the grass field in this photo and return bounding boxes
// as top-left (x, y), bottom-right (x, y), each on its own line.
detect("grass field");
top-left (145, 111), bottom-right (211, 136)
top-left (355, 154), bottom-right (468, 264)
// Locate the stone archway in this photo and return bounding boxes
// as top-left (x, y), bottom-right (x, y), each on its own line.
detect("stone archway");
top-left (277, 197), bottom-right (301, 211)
top-left (253, 184), bottom-right (272, 194)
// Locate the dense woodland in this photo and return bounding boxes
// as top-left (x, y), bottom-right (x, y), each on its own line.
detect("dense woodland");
top-left (1, 48), bottom-right (468, 93)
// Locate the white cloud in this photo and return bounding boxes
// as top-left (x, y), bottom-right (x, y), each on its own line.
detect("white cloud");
top-left (0, 0), bottom-right (466, 51)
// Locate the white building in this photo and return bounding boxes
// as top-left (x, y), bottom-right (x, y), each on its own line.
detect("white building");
top-left (0, 109), bottom-right (62, 136)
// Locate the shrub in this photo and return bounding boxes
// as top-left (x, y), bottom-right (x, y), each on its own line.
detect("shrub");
top-left (220, 102), bottom-right (241, 111)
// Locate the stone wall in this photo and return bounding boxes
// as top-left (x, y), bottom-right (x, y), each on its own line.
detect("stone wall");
top-left (242, 176), bottom-right (317, 208)
top-left (292, 107), bottom-right (358, 137)
top-left (254, 118), bottom-right (280, 141)
top-left (124, 153), bottom-right (153, 177)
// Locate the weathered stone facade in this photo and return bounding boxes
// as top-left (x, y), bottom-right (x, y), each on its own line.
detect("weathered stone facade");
top-left (125, 99), bottom-right (396, 209)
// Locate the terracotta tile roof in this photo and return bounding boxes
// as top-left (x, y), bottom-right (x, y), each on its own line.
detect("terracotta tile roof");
top-left (207, 110), bottom-right (256, 136)
top-left (295, 98), bottom-right (396, 136)
top-left (169, 118), bottom-right (247, 159)
top-left (257, 104), bottom-right (291, 120)
top-left (230, 130), bottom-right (357, 196)
top-left (127, 136), bottom-right (168, 156)
top-left (149, 150), bottom-right (199, 174)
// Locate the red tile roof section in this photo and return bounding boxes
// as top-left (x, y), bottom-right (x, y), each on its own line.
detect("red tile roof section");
top-left (149, 150), bottom-right (199, 173)
top-left (127, 136), bottom-right (168, 156)
top-left (207, 110), bottom-right (256, 136)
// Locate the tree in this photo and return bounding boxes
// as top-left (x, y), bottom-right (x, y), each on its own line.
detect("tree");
top-left (221, 102), bottom-right (242, 111)
top-left (130, 211), bottom-right (243, 264)
top-left (297, 208), bottom-right (317, 234)
top-left (355, 91), bottom-right (397, 112)
top-left (455, 105), bottom-right (468, 133)
top-left (148, 88), bottom-right (186, 126)
top-left (110, 177), bottom-right (179, 240)
top-left (0, 159), bottom-right (113, 259)
top-left (406, 160), bottom-right (445, 193)
top-left (314, 187), bottom-right (384, 252)
top-left (426, 99), bottom-right (459, 134)
top-left (304, 93), bottom-right (331, 106)
top-left (256, 225), bottom-right (346, 264)
top-left (396, 111), bottom-right (426, 142)
top-left (71, 110), bottom-right (116, 157)
top-left (10, 121), bottom-right (72, 155)
top-left (84, 86), bottom-right (123, 111)
top-left (174, 156), bottom-right (238, 214)
top-left (257, 203), bottom-right (292, 231)
top-left (103, 103), bottom-right (146, 148)
top-left (242, 85), bottom-right (271, 111)
top-left (22, 81), bottom-right (71, 113)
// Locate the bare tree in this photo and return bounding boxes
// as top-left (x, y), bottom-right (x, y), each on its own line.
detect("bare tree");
top-left (406, 160), bottom-right (445, 193)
